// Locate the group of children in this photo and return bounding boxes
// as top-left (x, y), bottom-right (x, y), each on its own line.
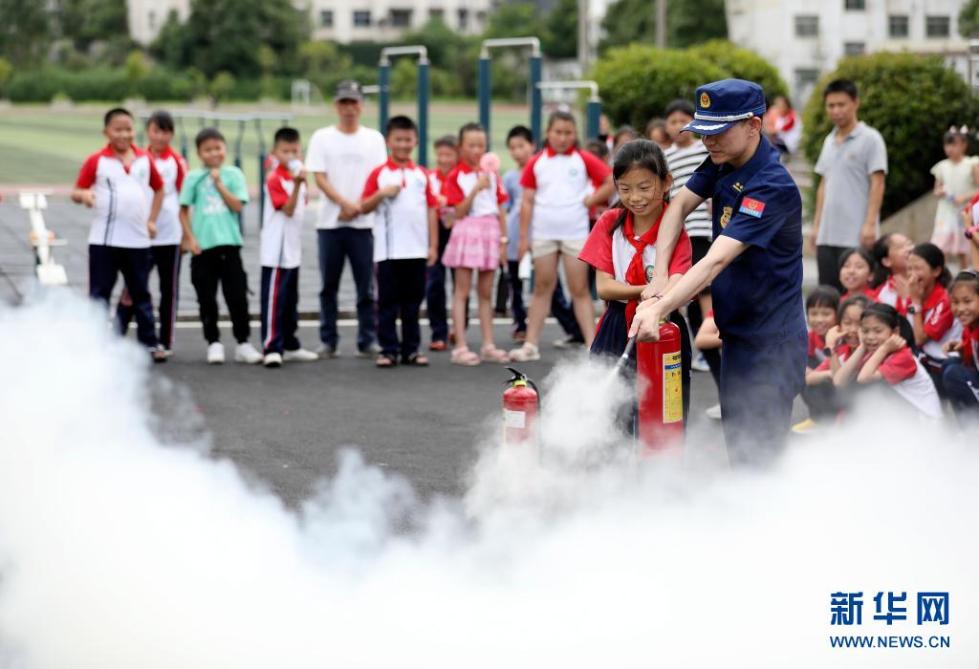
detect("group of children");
top-left (800, 238), bottom-right (979, 426)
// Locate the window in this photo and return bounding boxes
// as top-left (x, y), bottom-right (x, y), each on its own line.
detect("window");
top-left (390, 9), bottom-right (412, 27)
top-left (320, 9), bottom-right (333, 27)
top-left (457, 8), bottom-right (469, 30)
top-left (353, 10), bottom-right (371, 27)
top-left (429, 8), bottom-right (444, 21)
top-left (795, 68), bottom-right (820, 91)
top-left (926, 15), bottom-right (950, 38)
top-left (795, 15), bottom-right (819, 37)
top-left (888, 14), bottom-right (909, 38)
top-left (148, 10), bottom-right (156, 30)
top-left (844, 41), bottom-right (865, 56)
top-left (844, 0), bottom-right (865, 9)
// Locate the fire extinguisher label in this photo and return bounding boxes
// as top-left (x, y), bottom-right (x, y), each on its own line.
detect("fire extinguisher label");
top-left (662, 351), bottom-right (683, 424)
top-left (503, 409), bottom-right (527, 428)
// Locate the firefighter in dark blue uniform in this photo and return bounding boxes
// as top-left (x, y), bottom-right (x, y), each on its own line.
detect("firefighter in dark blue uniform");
top-left (630, 79), bottom-right (806, 464)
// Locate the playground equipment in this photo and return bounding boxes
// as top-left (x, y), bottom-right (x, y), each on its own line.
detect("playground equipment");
top-left (137, 110), bottom-right (292, 230)
top-left (536, 80), bottom-right (603, 142)
top-left (377, 45), bottom-right (430, 166)
top-left (19, 191), bottom-right (68, 287)
top-left (478, 37), bottom-right (543, 149)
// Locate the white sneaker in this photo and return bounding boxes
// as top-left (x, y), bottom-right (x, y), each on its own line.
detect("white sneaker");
top-left (705, 403), bottom-right (722, 420)
top-left (692, 351), bottom-right (711, 372)
top-left (509, 342), bottom-right (541, 362)
top-left (283, 348), bottom-right (319, 362)
top-left (206, 342), bottom-right (225, 364)
top-left (263, 352), bottom-right (283, 368)
top-left (235, 342), bottom-right (263, 364)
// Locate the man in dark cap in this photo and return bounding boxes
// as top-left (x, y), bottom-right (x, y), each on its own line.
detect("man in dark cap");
top-left (630, 79), bottom-right (806, 465)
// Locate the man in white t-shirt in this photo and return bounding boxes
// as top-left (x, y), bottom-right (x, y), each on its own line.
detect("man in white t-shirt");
top-left (305, 80), bottom-right (388, 357)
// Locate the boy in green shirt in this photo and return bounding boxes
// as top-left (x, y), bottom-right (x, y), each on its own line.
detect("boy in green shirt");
top-left (179, 127), bottom-right (262, 364)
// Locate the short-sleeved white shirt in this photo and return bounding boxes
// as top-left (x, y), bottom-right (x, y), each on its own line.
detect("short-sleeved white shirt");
top-left (75, 144), bottom-right (163, 248)
top-left (149, 147), bottom-right (186, 246)
top-left (520, 146), bottom-right (611, 241)
top-left (363, 158), bottom-right (438, 262)
top-left (261, 164), bottom-right (307, 269)
top-left (305, 124), bottom-right (388, 230)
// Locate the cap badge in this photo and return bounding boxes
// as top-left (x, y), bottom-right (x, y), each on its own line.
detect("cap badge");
top-left (700, 92), bottom-right (711, 109)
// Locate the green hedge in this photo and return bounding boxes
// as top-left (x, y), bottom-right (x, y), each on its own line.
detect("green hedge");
top-left (801, 52), bottom-right (979, 218)
top-left (591, 42), bottom-right (788, 129)
top-left (591, 46), bottom-right (726, 129)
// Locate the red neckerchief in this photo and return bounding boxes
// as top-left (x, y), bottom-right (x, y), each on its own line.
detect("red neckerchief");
top-left (622, 205), bottom-right (667, 329)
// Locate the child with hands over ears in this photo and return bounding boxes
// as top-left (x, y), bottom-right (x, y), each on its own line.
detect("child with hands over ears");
top-left (906, 242), bottom-right (961, 392)
top-left (440, 123), bottom-right (510, 366)
top-left (870, 232), bottom-right (914, 312)
top-left (833, 303), bottom-right (942, 418)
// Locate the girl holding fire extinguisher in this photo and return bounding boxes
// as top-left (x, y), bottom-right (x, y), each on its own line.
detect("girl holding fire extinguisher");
top-left (579, 139), bottom-right (694, 423)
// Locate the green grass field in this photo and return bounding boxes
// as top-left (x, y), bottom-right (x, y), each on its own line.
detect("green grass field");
top-left (0, 101), bottom-right (538, 189)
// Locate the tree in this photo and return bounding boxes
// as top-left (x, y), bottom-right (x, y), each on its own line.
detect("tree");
top-left (591, 45), bottom-right (726, 128)
top-left (959, 0), bottom-right (979, 37)
top-left (0, 0), bottom-right (51, 66)
top-left (149, 10), bottom-right (188, 70)
top-left (54, 0), bottom-right (129, 51)
top-left (542, 0), bottom-right (577, 59)
top-left (802, 53), bottom-right (979, 217)
top-left (182, 0), bottom-right (309, 78)
top-left (687, 40), bottom-right (788, 101)
top-left (599, 0), bottom-right (727, 52)
top-left (483, 2), bottom-right (545, 40)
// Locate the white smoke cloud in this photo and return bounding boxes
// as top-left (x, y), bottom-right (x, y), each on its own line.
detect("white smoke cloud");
top-left (1, 292), bottom-right (977, 668)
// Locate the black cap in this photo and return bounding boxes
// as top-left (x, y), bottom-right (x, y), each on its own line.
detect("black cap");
top-left (334, 80), bottom-right (364, 102)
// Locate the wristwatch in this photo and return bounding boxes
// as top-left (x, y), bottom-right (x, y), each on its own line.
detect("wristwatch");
top-left (906, 304), bottom-right (919, 315)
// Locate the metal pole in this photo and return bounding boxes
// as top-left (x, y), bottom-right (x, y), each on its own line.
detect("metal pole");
top-left (530, 54), bottom-right (543, 148)
top-left (655, 0), bottom-right (667, 48)
top-left (178, 117), bottom-right (188, 160)
top-left (417, 58), bottom-right (430, 166)
top-left (578, 0), bottom-right (589, 73)
top-left (586, 100), bottom-right (602, 140)
top-left (378, 61), bottom-right (391, 134)
top-left (478, 56), bottom-right (491, 146)
top-left (256, 118), bottom-right (266, 230)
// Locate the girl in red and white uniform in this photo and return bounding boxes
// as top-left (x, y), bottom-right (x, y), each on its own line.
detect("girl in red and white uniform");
top-left (942, 271), bottom-right (979, 420)
top-left (838, 247), bottom-right (877, 301)
top-left (579, 139), bottom-right (693, 421)
top-left (906, 242), bottom-right (962, 392)
top-left (870, 232), bottom-right (914, 313)
top-left (833, 302), bottom-right (942, 419)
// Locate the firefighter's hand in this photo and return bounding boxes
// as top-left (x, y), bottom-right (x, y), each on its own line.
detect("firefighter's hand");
top-left (629, 300), bottom-right (664, 342)
top-left (640, 283), bottom-right (663, 302)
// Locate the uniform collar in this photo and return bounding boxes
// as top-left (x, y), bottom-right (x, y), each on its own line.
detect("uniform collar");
top-left (101, 143), bottom-right (143, 158)
top-left (716, 135), bottom-right (776, 193)
top-left (456, 161), bottom-right (477, 174)
top-left (545, 144), bottom-right (575, 157)
top-left (386, 156), bottom-right (416, 170)
top-left (148, 145), bottom-right (177, 159)
top-left (834, 121), bottom-right (865, 142)
top-left (921, 282), bottom-right (945, 311)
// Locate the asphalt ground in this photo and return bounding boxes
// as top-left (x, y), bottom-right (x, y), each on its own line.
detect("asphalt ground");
top-left (154, 319), bottom-right (730, 507)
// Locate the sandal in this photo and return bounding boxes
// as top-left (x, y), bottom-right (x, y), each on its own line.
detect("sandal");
top-left (450, 347), bottom-right (481, 366)
top-left (480, 344), bottom-right (510, 364)
top-left (375, 353), bottom-right (398, 368)
top-left (402, 352), bottom-right (429, 366)
top-left (429, 340), bottom-right (448, 351)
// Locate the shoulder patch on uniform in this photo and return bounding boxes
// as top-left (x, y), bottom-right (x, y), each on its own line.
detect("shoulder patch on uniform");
top-left (739, 197), bottom-right (765, 218)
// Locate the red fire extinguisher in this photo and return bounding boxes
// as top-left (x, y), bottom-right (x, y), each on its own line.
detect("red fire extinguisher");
top-left (502, 367), bottom-right (540, 446)
top-left (635, 320), bottom-right (684, 454)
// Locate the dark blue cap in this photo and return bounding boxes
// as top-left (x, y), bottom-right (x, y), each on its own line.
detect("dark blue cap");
top-left (681, 79), bottom-right (767, 136)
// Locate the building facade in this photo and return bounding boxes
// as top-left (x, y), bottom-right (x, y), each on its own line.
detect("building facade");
top-left (726, 0), bottom-right (972, 104)
top-left (128, 0), bottom-right (493, 45)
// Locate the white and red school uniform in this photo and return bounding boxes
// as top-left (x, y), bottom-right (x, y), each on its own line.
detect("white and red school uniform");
top-left (520, 145), bottom-right (611, 241)
top-left (872, 275), bottom-right (909, 315)
top-left (915, 282), bottom-right (962, 361)
top-left (427, 167), bottom-right (454, 223)
top-left (862, 345), bottom-right (942, 418)
top-left (363, 158), bottom-right (438, 262)
top-left (807, 330), bottom-right (827, 367)
top-left (260, 164), bottom-right (308, 354)
top-left (441, 161), bottom-right (508, 271)
top-left (961, 323), bottom-right (979, 371)
top-left (579, 207), bottom-right (692, 342)
top-left (148, 146), bottom-right (187, 247)
top-left (815, 342), bottom-right (855, 371)
top-left (76, 144), bottom-right (164, 248)
top-left (842, 287), bottom-right (877, 302)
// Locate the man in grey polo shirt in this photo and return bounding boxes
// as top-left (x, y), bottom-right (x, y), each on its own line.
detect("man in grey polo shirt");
top-left (811, 79), bottom-right (887, 291)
